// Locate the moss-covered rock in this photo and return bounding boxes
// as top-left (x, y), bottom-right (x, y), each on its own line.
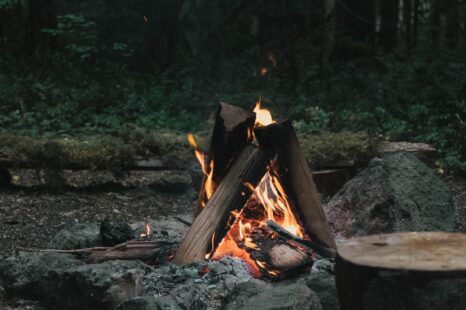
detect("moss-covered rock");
top-left (298, 132), bottom-right (377, 168)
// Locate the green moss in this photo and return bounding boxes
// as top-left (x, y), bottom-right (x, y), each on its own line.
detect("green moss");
top-left (0, 130), bottom-right (376, 171)
top-left (298, 131), bottom-right (377, 166)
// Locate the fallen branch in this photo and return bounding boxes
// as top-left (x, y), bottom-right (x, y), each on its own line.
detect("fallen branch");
top-left (18, 240), bottom-right (177, 263)
top-left (267, 220), bottom-right (336, 258)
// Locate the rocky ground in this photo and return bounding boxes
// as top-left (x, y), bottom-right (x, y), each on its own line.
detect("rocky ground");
top-left (0, 151), bottom-right (465, 310)
top-left (0, 185), bottom-right (196, 257)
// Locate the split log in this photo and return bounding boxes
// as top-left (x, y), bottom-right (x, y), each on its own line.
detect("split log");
top-left (255, 120), bottom-right (336, 250)
top-left (267, 220), bottom-right (336, 258)
top-left (266, 243), bottom-right (312, 272)
top-left (19, 241), bottom-right (176, 263)
top-left (173, 145), bottom-right (273, 265)
top-left (335, 232), bottom-right (466, 310)
top-left (196, 102), bottom-right (256, 215)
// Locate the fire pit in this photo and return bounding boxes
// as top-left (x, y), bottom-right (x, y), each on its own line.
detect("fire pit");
top-left (174, 101), bottom-right (336, 279)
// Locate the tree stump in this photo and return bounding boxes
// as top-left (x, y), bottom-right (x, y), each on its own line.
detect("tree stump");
top-left (335, 232), bottom-right (466, 310)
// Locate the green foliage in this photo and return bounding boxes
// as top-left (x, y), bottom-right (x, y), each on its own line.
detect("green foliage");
top-left (0, 1), bottom-right (465, 174)
top-left (43, 15), bottom-right (98, 61)
top-left (0, 0), bottom-right (19, 8)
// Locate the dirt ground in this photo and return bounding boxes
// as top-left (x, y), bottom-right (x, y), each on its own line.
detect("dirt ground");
top-left (1, 172), bottom-right (465, 258)
top-left (0, 185), bottom-right (196, 257)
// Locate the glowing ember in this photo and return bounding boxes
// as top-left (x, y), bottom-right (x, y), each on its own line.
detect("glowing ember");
top-left (267, 52), bottom-right (277, 67)
top-left (260, 67), bottom-right (269, 76)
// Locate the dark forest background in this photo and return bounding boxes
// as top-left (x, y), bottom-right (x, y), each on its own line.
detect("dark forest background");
top-left (0, 0), bottom-right (465, 171)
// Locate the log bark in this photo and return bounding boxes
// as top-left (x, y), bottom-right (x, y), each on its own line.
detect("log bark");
top-left (335, 232), bottom-right (466, 310)
top-left (265, 243), bottom-right (312, 272)
top-left (267, 220), bottom-right (336, 258)
top-left (173, 145), bottom-right (273, 265)
top-left (254, 120), bottom-right (336, 250)
top-left (196, 102), bottom-right (256, 215)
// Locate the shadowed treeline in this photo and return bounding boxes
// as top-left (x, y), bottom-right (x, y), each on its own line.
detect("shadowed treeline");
top-left (0, 0), bottom-right (465, 171)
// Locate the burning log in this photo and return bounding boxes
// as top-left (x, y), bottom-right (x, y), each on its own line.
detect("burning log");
top-left (195, 102), bottom-right (256, 215)
top-left (267, 220), bottom-right (336, 258)
top-left (335, 232), bottom-right (466, 310)
top-left (19, 241), bottom-right (176, 263)
top-left (254, 120), bottom-right (336, 250)
top-left (264, 243), bottom-right (312, 275)
top-left (173, 145), bottom-right (273, 265)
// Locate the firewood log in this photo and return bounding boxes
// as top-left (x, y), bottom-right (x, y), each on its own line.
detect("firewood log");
top-left (265, 243), bottom-right (312, 272)
top-left (173, 145), bottom-right (273, 265)
top-left (335, 232), bottom-right (466, 310)
top-left (267, 220), bottom-right (336, 258)
top-left (255, 120), bottom-right (336, 250)
top-left (196, 102), bottom-right (256, 215)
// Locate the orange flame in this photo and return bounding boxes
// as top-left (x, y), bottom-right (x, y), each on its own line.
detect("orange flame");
top-left (193, 103), bottom-right (307, 278)
top-left (253, 100), bottom-right (275, 127)
top-left (187, 134), bottom-right (215, 208)
top-left (212, 161), bottom-right (306, 277)
top-left (140, 223), bottom-right (151, 238)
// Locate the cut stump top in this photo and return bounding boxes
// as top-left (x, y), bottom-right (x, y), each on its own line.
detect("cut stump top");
top-left (337, 232), bottom-right (466, 271)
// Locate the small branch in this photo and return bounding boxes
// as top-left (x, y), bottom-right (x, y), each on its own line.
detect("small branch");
top-left (267, 220), bottom-right (336, 258)
top-left (17, 240), bottom-right (178, 263)
top-left (175, 216), bottom-right (192, 227)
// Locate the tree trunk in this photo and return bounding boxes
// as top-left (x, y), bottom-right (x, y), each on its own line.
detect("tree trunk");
top-left (431, 0), bottom-right (441, 47)
top-left (380, 0), bottom-right (400, 49)
top-left (413, 0), bottom-right (419, 47)
top-left (321, 0), bottom-right (336, 83)
top-left (445, 0), bottom-right (460, 48)
top-left (173, 145), bottom-right (273, 265)
top-left (254, 120), bottom-right (336, 251)
top-left (404, 0), bottom-right (413, 50)
top-left (336, 232), bottom-right (466, 310)
top-left (338, 0), bottom-right (376, 46)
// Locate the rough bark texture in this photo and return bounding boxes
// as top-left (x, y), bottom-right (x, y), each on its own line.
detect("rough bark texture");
top-left (255, 120), bottom-right (336, 250)
top-left (196, 102), bottom-right (256, 215)
top-left (173, 145), bottom-right (272, 265)
top-left (335, 232), bottom-right (466, 310)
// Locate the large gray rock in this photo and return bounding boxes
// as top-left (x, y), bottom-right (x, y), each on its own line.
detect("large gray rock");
top-left (143, 257), bottom-right (253, 309)
top-left (223, 280), bottom-right (323, 310)
top-left (324, 152), bottom-right (455, 240)
top-left (0, 252), bottom-right (84, 298)
top-left (100, 217), bottom-right (133, 246)
top-left (40, 260), bottom-right (151, 310)
top-left (300, 270), bottom-right (339, 310)
top-left (117, 296), bottom-right (181, 310)
top-left (48, 223), bottom-right (102, 250)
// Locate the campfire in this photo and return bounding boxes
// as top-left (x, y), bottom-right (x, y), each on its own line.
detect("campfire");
top-left (175, 101), bottom-right (336, 279)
